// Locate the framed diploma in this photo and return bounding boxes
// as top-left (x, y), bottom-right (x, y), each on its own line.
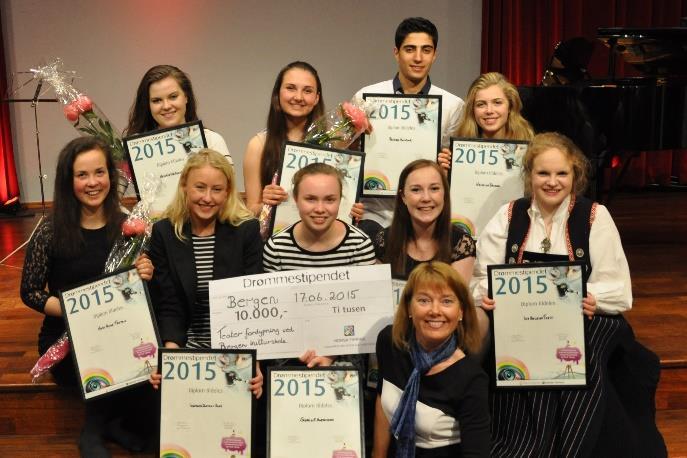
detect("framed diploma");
top-left (267, 367), bottom-right (364, 458)
top-left (488, 261), bottom-right (588, 389)
top-left (448, 138), bottom-right (528, 238)
top-left (124, 120), bottom-right (207, 215)
top-left (361, 93), bottom-right (441, 197)
top-left (159, 349), bottom-right (255, 458)
top-left (270, 142), bottom-right (364, 235)
top-left (209, 264), bottom-right (393, 360)
top-left (60, 266), bottom-right (160, 400)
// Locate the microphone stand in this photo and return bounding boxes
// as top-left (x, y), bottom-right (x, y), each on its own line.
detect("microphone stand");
top-left (0, 74), bottom-right (59, 265)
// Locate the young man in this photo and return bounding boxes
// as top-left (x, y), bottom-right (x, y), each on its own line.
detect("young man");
top-left (354, 17), bottom-right (464, 237)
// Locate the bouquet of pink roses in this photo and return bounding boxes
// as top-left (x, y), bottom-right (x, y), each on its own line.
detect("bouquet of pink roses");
top-left (30, 175), bottom-right (160, 382)
top-left (304, 99), bottom-right (371, 149)
top-left (103, 175), bottom-right (159, 272)
top-left (31, 59), bottom-right (130, 196)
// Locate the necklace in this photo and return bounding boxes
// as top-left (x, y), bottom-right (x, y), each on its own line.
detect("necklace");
top-left (540, 237), bottom-right (552, 253)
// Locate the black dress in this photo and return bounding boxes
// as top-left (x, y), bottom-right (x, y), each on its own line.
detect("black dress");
top-left (20, 220), bottom-right (111, 385)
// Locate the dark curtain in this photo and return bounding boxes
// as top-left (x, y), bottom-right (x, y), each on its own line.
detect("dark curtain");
top-left (0, 7), bottom-right (20, 207)
top-left (482, 0), bottom-right (687, 186)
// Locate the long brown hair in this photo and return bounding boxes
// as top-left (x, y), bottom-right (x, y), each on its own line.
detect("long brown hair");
top-left (392, 261), bottom-right (481, 355)
top-left (260, 61), bottom-right (324, 188)
top-left (384, 160), bottom-right (452, 277)
top-left (52, 137), bottom-right (123, 257)
top-left (125, 65), bottom-right (198, 135)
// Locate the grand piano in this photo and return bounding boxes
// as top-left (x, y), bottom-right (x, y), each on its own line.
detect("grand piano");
top-left (518, 27), bottom-right (687, 200)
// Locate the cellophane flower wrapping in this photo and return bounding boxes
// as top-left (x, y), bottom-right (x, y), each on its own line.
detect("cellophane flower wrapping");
top-left (304, 99), bottom-right (371, 150)
top-left (30, 58), bottom-right (131, 198)
top-left (103, 174), bottom-right (160, 273)
top-left (30, 175), bottom-right (160, 382)
top-left (258, 172), bottom-right (279, 240)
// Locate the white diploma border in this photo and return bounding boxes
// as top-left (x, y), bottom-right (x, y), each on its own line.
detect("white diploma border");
top-left (266, 366), bottom-right (365, 457)
top-left (157, 348), bottom-right (256, 458)
top-left (360, 92), bottom-right (442, 198)
top-left (123, 120), bottom-right (207, 202)
top-left (60, 265), bottom-right (161, 401)
top-left (487, 261), bottom-right (589, 390)
top-left (270, 141), bottom-right (365, 235)
top-left (447, 137), bottom-right (529, 240)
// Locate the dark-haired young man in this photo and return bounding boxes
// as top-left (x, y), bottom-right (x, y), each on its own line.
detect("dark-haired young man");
top-left (355, 17), bottom-right (464, 237)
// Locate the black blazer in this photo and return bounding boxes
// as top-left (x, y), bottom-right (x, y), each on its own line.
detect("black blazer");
top-left (148, 218), bottom-right (263, 346)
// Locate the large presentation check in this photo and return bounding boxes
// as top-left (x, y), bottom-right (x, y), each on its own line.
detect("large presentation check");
top-left (488, 261), bottom-right (588, 389)
top-left (209, 264), bottom-right (394, 360)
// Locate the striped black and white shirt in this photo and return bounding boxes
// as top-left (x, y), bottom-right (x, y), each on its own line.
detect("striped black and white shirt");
top-left (262, 221), bottom-right (376, 272)
top-left (186, 234), bottom-right (215, 348)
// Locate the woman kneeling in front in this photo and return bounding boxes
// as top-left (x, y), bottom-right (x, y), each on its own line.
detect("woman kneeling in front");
top-left (374, 261), bottom-right (489, 458)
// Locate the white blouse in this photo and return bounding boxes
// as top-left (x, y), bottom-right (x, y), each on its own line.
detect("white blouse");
top-left (472, 195), bottom-right (632, 314)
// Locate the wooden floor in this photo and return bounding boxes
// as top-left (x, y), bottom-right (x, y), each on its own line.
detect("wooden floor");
top-left (1, 191), bottom-right (686, 456)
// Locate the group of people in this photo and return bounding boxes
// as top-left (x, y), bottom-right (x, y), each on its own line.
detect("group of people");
top-left (19, 15), bottom-right (665, 458)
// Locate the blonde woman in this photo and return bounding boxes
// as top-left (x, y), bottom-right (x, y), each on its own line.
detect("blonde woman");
top-left (439, 72), bottom-right (534, 168)
top-left (147, 149), bottom-right (262, 395)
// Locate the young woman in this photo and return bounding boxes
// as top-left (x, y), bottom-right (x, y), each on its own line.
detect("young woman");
top-left (438, 72), bottom-right (534, 168)
top-left (125, 64), bottom-right (232, 160)
top-left (147, 149), bottom-right (263, 396)
top-left (474, 132), bottom-right (665, 457)
top-left (373, 159), bottom-right (475, 282)
top-left (454, 72), bottom-right (534, 140)
top-left (263, 162), bottom-right (375, 272)
top-left (20, 136), bottom-right (154, 456)
top-left (373, 261), bottom-right (489, 457)
top-left (243, 61), bottom-right (325, 216)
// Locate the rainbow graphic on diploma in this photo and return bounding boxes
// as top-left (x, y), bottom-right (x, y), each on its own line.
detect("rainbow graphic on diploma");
top-left (363, 171), bottom-right (390, 191)
top-left (451, 214), bottom-right (476, 238)
top-left (160, 444), bottom-right (191, 458)
top-left (81, 368), bottom-right (114, 393)
top-left (496, 357), bottom-right (530, 381)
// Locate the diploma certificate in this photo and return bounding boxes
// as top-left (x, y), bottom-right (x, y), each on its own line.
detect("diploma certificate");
top-left (488, 261), bottom-right (588, 388)
top-left (449, 138), bottom-right (528, 238)
top-left (124, 121), bottom-right (207, 215)
top-left (159, 349), bottom-right (255, 457)
top-left (267, 367), bottom-right (364, 458)
top-left (209, 264), bottom-right (393, 360)
top-left (361, 94), bottom-right (441, 197)
top-left (60, 267), bottom-right (160, 400)
top-left (271, 142), bottom-right (364, 234)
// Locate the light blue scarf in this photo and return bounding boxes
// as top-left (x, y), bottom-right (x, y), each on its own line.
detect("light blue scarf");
top-left (390, 333), bottom-right (457, 458)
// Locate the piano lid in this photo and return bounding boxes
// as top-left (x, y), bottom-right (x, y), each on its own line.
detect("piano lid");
top-left (597, 27), bottom-right (687, 75)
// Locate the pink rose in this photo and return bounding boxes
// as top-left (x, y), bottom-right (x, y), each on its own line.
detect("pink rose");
top-left (75, 94), bottom-right (93, 113)
top-left (63, 103), bottom-right (80, 122)
top-left (63, 95), bottom-right (94, 123)
top-left (342, 102), bottom-right (369, 133)
top-left (122, 218), bottom-right (147, 237)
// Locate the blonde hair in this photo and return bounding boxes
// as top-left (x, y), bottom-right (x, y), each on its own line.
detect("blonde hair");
top-left (392, 261), bottom-right (481, 355)
top-left (521, 132), bottom-right (589, 197)
top-left (163, 149), bottom-right (254, 240)
top-left (455, 72), bottom-right (534, 141)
